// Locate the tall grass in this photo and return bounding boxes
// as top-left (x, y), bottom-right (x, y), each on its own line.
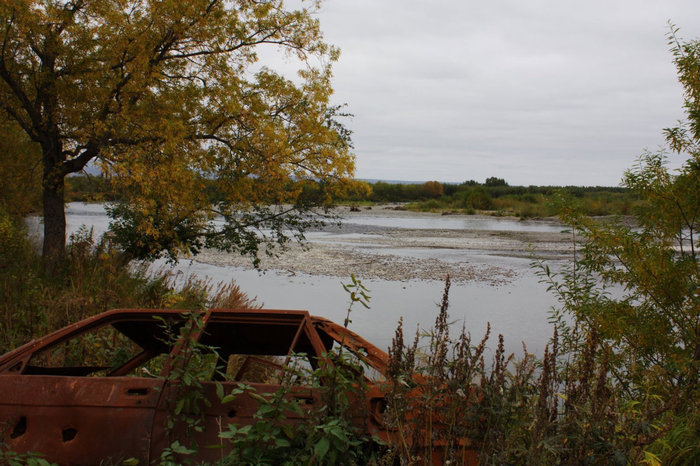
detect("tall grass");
top-left (383, 276), bottom-right (694, 465)
top-left (0, 208), bottom-right (254, 354)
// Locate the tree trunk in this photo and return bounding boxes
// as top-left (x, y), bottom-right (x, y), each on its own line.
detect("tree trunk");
top-left (42, 153), bottom-right (66, 266)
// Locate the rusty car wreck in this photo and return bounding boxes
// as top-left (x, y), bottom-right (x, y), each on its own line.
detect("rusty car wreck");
top-left (0, 308), bottom-right (394, 464)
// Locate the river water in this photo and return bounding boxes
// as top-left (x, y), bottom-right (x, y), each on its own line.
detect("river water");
top-left (31, 203), bottom-right (569, 357)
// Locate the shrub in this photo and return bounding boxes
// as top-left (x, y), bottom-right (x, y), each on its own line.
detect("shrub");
top-left (421, 181), bottom-right (444, 198)
top-left (460, 186), bottom-right (493, 210)
top-left (384, 277), bottom-right (682, 465)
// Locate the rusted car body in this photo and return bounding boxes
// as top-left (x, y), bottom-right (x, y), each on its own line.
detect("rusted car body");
top-left (0, 308), bottom-right (395, 464)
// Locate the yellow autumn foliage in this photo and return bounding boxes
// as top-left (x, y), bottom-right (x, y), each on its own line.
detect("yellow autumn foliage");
top-left (1, 0), bottom-right (354, 261)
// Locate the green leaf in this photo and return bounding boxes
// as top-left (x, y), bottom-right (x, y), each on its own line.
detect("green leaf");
top-left (174, 398), bottom-right (185, 415)
top-left (282, 423), bottom-right (296, 439)
top-left (221, 394), bottom-right (237, 404)
top-left (287, 400), bottom-right (303, 415)
top-left (328, 427), bottom-right (348, 443)
top-left (27, 460), bottom-right (53, 466)
top-left (315, 437), bottom-right (330, 459)
top-left (169, 441), bottom-right (196, 455)
top-left (248, 392), bottom-right (269, 404)
top-left (275, 438), bottom-right (291, 448)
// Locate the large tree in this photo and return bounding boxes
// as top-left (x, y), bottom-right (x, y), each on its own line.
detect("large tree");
top-left (0, 0), bottom-right (354, 265)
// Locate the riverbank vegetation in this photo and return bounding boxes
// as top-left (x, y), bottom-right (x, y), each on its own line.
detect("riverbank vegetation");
top-left (63, 174), bottom-right (639, 220)
top-left (374, 181), bottom-right (637, 218)
top-left (384, 277), bottom-right (697, 465)
top-left (383, 116), bottom-right (699, 462)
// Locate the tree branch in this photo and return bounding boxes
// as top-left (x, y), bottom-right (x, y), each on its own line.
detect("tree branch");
top-left (61, 142), bottom-right (97, 175)
top-left (0, 15), bottom-right (43, 131)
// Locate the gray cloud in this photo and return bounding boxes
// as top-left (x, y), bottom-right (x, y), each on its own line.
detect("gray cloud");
top-left (308, 0), bottom-right (700, 185)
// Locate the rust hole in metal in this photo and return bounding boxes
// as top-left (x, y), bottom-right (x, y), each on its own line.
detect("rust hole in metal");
top-left (61, 427), bottom-right (77, 442)
top-left (371, 397), bottom-right (387, 414)
top-left (227, 409), bottom-right (237, 418)
top-left (126, 387), bottom-right (149, 396)
top-left (10, 416), bottom-right (26, 439)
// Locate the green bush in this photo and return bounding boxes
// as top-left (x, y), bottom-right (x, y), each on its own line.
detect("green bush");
top-left (460, 186), bottom-right (492, 210)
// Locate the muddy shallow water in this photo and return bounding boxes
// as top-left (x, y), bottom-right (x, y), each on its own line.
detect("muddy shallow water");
top-left (41, 203), bottom-right (574, 356)
top-left (195, 205), bottom-right (572, 284)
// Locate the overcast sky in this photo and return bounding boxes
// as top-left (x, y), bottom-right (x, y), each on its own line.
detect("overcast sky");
top-left (306, 1), bottom-right (700, 186)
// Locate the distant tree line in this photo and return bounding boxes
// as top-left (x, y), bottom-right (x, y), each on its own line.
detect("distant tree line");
top-left (363, 179), bottom-right (627, 203)
top-left (63, 175), bottom-right (636, 218)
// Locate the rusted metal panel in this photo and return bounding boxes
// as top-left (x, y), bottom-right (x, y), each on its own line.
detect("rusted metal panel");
top-left (311, 317), bottom-right (389, 374)
top-left (0, 309), bottom-right (188, 374)
top-left (0, 308), bottom-right (479, 464)
top-left (0, 375), bottom-right (163, 464)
